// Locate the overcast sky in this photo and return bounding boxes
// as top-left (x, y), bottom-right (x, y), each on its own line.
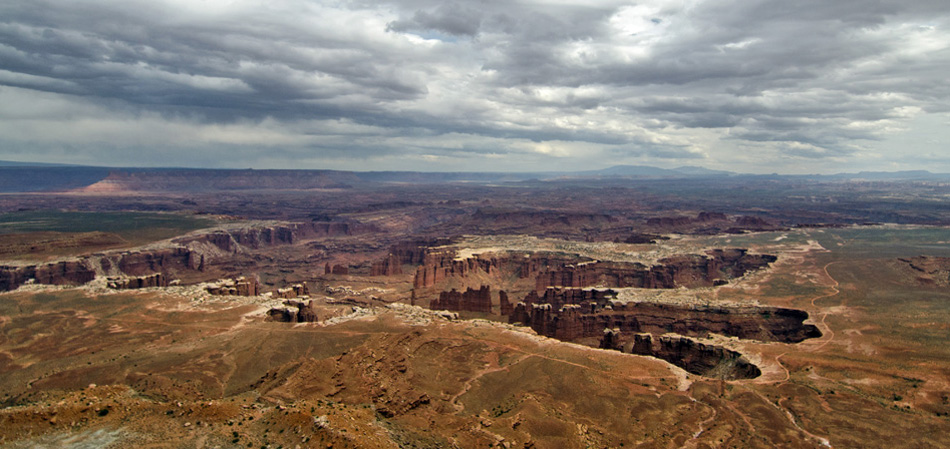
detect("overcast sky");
top-left (0, 0), bottom-right (947, 173)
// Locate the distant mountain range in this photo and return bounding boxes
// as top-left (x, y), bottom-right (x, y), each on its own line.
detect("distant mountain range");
top-left (0, 160), bottom-right (83, 167)
top-left (575, 165), bottom-right (735, 178)
top-left (0, 161), bottom-right (948, 193)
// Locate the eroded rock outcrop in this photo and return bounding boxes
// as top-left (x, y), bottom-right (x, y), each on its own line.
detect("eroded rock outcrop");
top-left (410, 245), bottom-right (774, 293)
top-left (370, 253), bottom-right (403, 276)
top-left (327, 264), bottom-right (349, 275)
top-left (623, 233), bottom-right (668, 244)
top-left (31, 261), bottom-right (97, 286)
top-left (111, 248), bottom-right (202, 276)
top-left (510, 288), bottom-right (820, 343)
top-left (534, 249), bottom-right (776, 290)
top-left (498, 290), bottom-right (512, 316)
top-left (206, 276), bottom-right (260, 296)
top-left (646, 216), bottom-right (694, 228)
top-left (429, 285), bottom-right (492, 314)
top-left (390, 238), bottom-right (454, 266)
top-left (0, 246), bottom-right (207, 292)
top-left (645, 212), bottom-right (783, 234)
top-left (413, 250), bottom-right (496, 288)
top-left (266, 300), bottom-right (318, 323)
top-left (296, 300), bottom-right (318, 322)
top-left (0, 261), bottom-right (97, 291)
top-left (507, 288), bottom-right (800, 379)
top-left (275, 282), bottom-right (310, 299)
top-left (107, 273), bottom-right (168, 289)
top-left (897, 256), bottom-right (950, 286)
top-left (265, 307), bottom-right (295, 322)
top-left (412, 250), bottom-right (580, 289)
top-left (512, 288), bottom-right (618, 320)
top-left (177, 221), bottom-right (375, 254)
top-left (601, 331), bottom-right (761, 379)
top-left (179, 226), bottom-right (296, 252)
top-left (309, 222), bottom-right (362, 238)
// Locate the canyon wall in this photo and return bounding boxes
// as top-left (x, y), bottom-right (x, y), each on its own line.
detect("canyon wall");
top-left (535, 249), bottom-right (777, 290)
top-left (429, 286), bottom-right (493, 314)
top-left (0, 261), bottom-right (97, 291)
top-left (411, 246), bottom-right (775, 292)
top-left (601, 330), bottom-right (761, 379)
top-left (412, 250), bottom-right (583, 289)
top-left (506, 287), bottom-right (816, 379)
top-left (370, 253), bottom-right (404, 276)
top-left (0, 247), bottom-right (199, 292)
top-left (178, 221), bottom-right (373, 253)
top-left (509, 290), bottom-right (820, 343)
top-left (0, 221), bottom-right (371, 292)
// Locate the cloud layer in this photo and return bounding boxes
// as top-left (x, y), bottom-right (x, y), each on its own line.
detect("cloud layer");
top-left (0, 0), bottom-right (948, 172)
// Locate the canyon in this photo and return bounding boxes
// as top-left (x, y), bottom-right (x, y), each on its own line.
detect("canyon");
top-left (502, 287), bottom-right (818, 378)
top-left (2, 169), bottom-right (950, 448)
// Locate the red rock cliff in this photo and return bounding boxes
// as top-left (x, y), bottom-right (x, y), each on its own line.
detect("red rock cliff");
top-left (429, 285), bottom-right (493, 314)
top-left (509, 288), bottom-right (820, 343)
top-left (534, 249), bottom-right (776, 290)
top-left (0, 261), bottom-right (97, 291)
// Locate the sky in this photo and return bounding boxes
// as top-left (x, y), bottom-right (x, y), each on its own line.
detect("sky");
top-left (0, 0), bottom-right (948, 174)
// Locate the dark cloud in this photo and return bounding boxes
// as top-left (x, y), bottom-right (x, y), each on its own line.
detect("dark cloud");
top-left (0, 0), bottom-right (947, 172)
top-left (387, 2), bottom-right (483, 36)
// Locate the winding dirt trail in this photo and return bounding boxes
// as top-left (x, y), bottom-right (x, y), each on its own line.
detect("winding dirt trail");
top-left (739, 259), bottom-right (841, 447)
top-left (449, 351), bottom-right (533, 412)
top-left (809, 261), bottom-right (840, 351)
top-left (752, 389), bottom-right (832, 447)
top-left (680, 397), bottom-right (718, 449)
top-left (752, 260), bottom-right (841, 385)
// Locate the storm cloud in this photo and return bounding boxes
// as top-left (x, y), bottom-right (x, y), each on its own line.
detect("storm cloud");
top-left (0, 0), bottom-right (947, 172)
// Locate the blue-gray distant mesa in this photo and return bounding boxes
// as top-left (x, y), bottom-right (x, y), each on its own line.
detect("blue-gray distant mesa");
top-left (0, 0), bottom-right (947, 173)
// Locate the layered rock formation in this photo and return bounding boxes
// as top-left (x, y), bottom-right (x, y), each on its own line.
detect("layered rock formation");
top-left (0, 245), bottom-right (206, 292)
top-left (370, 253), bottom-right (403, 276)
top-left (534, 249), bottom-right (776, 290)
top-left (206, 277), bottom-right (260, 296)
top-left (325, 264), bottom-right (349, 275)
top-left (506, 287), bottom-right (816, 379)
top-left (178, 221), bottom-right (375, 254)
top-left (410, 244), bottom-right (774, 293)
top-left (499, 290), bottom-right (513, 316)
top-left (275, 282), bottom-right (310, 299)
top-left (413, 250), bottom-right (498, 289)
top-left (600, 330), bottom-right (761, 379)
top-left (645, 212), bottom-right (782, 234)
top-left (390, 238), bottom-right (454, 266)
top-left (622, 233), bottom-right (668, 244)
top-left (310, 222), bottom-right (363, 238)
top-left (184, 227), bottom-right (294, 251)
top-left (109, 248), bottom-right (203, 276)
top-left (509, 289), bottom-right (820, 344)
top-left (646, 216), bottom-right (694, 228)
top-left (732, 215), bottom-right (776, 229)
top-left (107, 273), bottom-right (168, 289)
top-left (0, 260), bottom-right (97, 291)
top-left (412, 250), bottom-right (579, 289)
top-left (429, 286), bottom-right (492, 314)
top-left (697, 212), bottom-right (728, 222)
top-left (266, 300), bottom-right (318, 323)
top-left (513, 288), bottom-right (618, 316)
top-left (897, 256), bottom-right (950, 286)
